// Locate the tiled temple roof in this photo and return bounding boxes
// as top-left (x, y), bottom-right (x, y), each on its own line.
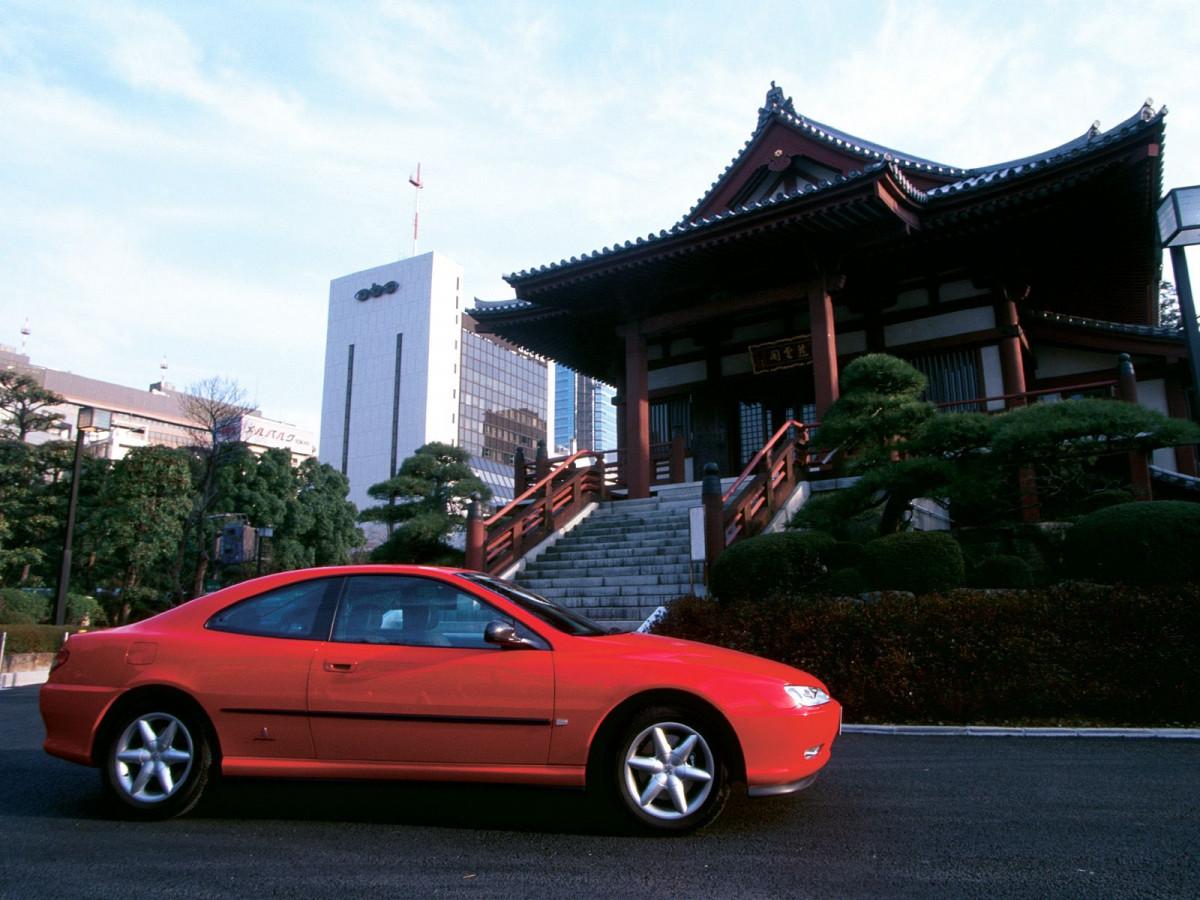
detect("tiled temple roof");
top-left (501, 85), bottom-right (1166, 288)
top-left (1025, 308), bottom-right (1184, 341)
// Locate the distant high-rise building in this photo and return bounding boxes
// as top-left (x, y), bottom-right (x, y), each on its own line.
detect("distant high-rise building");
top-left (319, 252), bottom-right (548, 539)
top-left (554, 366), bottom-right (615, 455)
top-left (458, 320), bottom-right (548, 505)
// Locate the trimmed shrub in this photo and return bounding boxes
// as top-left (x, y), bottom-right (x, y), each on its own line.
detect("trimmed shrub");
top-left (0, 624), bottom-right (81, 654)
top-left (653, 584), bottom-right (1200, 726)
top-left (709, 531), bottom-right (837, 604)
top-left (1063, 500), bottom-right (1200, 585)
top-left (968, 555), bottom-right (1034, 589)
top-left (860, 531), bottom-right (966, 593)
top-left (0, 588), bottom-right (50, 624)
top-left (819, 566), bottom-right (867, 596)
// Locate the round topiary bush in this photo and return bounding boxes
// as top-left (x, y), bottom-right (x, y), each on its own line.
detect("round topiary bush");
top-left (861, 531), bottom-right (966, 593)
top-left (968, 555), bottom-right (1034, 589)
top-left (708, 530), bottom-right (837, 603)
top-left (1062, 500), bottom-right (1200, 585)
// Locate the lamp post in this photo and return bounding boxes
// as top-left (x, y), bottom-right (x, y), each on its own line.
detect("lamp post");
top-left (53, 407), bottom-right (111, 626)
top-left (1158, 185), bottom-right (1200, 419)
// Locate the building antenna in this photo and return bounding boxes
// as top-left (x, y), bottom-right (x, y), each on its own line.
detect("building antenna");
top-left (20, 318), bottom-right (30, 355)
top-left (408, 163), bottom-right (423, 258)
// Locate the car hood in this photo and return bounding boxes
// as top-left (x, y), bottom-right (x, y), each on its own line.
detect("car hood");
top-left (578, 631), bottom-right (827, 689)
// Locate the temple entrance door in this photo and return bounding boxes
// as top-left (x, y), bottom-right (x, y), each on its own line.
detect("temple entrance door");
top-left (733, 377), bottom-right (816, 471)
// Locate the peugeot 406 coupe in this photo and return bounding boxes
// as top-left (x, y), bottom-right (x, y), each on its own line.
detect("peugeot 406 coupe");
top-left (41, 566), bottom-right (840, 832)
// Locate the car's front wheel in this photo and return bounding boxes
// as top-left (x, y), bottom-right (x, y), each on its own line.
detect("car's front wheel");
top-left (100, 703), bottom-right (212, 819)
top-left (611, 706), bottom-right (730, 833)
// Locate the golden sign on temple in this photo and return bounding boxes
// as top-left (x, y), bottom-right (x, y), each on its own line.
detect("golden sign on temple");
top-left (748, 334), bottom-right (813, 374)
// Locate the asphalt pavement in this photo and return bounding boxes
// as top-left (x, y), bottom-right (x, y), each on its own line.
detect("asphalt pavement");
top-left (2, 685), bottom-right (1197, 899)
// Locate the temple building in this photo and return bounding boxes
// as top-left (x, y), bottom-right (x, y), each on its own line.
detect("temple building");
top-left (471, 84), bottom-right (1192, 498)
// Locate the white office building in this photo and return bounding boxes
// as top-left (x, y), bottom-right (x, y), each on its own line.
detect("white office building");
top-left (319, 252), bottom-right (465, 524)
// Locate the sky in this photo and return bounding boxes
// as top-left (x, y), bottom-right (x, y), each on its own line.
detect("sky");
top-left (3, 0), bottom-right (1199, 439)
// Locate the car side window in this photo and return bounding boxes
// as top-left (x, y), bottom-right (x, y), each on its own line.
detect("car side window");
top-left (206, 578), bottom-right (339, 640)
top-left (332, 576), bottom-right (510, 649)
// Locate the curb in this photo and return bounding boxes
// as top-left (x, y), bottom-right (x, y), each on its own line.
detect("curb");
top-left (4, 673), bottom-right (1197, 738)
top-left (843, 724), bottom-right (1200, 739)
top-left (0, 670), bottom-right (50, 690)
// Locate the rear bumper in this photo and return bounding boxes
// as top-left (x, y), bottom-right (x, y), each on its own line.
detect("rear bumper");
top-left (40, 682), bottom-right (122, 766)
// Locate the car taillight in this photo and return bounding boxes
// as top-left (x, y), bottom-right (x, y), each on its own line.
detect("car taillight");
top-left (50, 647), bottom-right (69, 672)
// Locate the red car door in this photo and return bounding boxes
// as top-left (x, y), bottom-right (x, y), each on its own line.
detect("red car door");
top-left (306, 574), bottom-right (554, 766)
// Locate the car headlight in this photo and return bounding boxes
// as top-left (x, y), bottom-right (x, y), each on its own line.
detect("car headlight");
top-left (785, 684), bottom-right (831, 708)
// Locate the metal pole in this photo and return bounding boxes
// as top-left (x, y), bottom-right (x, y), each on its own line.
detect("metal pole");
top-left (0, 631), bottom-right (8, 690)
top-left (1170, 246), bottom-right (1200, 420)
top-left (53, 429), bottom-right (86, 627)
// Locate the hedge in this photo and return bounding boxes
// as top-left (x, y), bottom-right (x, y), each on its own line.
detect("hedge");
top-left (860, 531), bottom-right (966, 593)
top-left (653, 584), bottom-right (1199, 726)
top-left (0, 624), bottom-right (82, 654)
top-left (1063, 501), bottom-right (1200, 585)
top-left (708, 531), bottom-right (837, 604)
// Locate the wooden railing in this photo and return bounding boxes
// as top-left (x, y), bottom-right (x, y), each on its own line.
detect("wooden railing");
top-left (936, 380), bottom-right (1118, 412)
top-left (467, 449), bottom-right (610, 575)
top-left (719, 420), bottom-right (830, 550)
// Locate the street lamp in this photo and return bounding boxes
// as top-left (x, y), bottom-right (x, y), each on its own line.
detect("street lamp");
top-left (1158, 185), bottom-right (1200, 419)
top-left (53, 406), bottom-right (111, 626)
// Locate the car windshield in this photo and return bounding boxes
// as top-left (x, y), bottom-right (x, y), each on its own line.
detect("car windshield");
top-left (456, 573), bottom-right (610, 636)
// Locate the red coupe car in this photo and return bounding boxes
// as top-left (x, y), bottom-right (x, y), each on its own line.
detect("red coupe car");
top-left (40, 566), bottom-right (840, 832)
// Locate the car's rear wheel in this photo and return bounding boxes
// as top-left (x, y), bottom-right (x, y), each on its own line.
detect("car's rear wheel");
top-left (610, 705), bottom-right (729, 833)
top-left (100, 704), bottom-right (211, 819)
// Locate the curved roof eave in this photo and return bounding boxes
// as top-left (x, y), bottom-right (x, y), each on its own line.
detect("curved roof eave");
top-left (503, 162), bottom-right (923, 290)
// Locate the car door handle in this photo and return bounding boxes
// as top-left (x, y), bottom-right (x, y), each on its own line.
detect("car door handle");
top-left (323, 660), bottom-right (358, 673)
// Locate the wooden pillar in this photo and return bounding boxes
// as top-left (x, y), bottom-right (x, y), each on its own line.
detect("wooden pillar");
top-left (995, 294), bottom-right (1039, 520)
top-left (1117, 354), bottom-right (1153, 501)
top-left (624, 323), bottom-right (651, 499)
top-left (465, 496), bottom-right (485, 572)
top-left (513, 446), bottom-right (527, 497)
top-left (808, 274), bottom-right (839, 418)
top-left (995, 296), bottom-right (1028, 407)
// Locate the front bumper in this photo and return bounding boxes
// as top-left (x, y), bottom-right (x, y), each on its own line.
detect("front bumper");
top-left (748, 772), bottom-right (819, 797)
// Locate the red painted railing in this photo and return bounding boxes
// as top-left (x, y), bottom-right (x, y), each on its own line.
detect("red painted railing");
top-left (468, 450), bottom-right (610, 575)
top-left (720, 420), bottom-right (830, 550)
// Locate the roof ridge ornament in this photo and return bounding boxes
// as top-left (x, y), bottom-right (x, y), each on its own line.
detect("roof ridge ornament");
top-left (1141, 98), bottom-right (1155, 122)
top-left (758, 81), bottom-right (797, 128)
top-left (1088, 120), bottom-right (1101, 140)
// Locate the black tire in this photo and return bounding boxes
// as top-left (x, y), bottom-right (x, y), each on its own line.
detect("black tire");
top-left (608, 705), bottom-right (730, 834)
top-left (100, 703), bottom-right (212, 820)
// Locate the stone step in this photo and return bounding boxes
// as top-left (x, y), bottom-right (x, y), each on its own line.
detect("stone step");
top-left (526, 573), bottom-right (691, 589)
top-left (535, 545), bottom-right (690, 562)
top-left (531, 582), bottom-right (690, 601)
top-left (522, 560), bottom-right (692, 577)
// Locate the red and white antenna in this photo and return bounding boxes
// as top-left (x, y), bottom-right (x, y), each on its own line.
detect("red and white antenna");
top-left (408, 163), bottom-right (423, 257)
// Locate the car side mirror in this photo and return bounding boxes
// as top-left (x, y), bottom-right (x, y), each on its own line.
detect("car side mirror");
top-left (484, 620), bottom-right (536, 649)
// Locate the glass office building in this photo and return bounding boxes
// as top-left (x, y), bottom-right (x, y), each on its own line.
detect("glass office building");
top-left (458, 322), bottom-right (549, 506)
top-left (554, 366), bottom-right (616, 455)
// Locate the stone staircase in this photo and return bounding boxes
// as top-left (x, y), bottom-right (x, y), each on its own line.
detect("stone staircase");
top-left (511, 484), bottom-right (703, 632)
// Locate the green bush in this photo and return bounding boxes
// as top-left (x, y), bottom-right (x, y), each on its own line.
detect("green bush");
top-left (1063, 501), bottom-right (1200, 585)
top-left (968, 555), bottom-right (1034, 589)
top-left (0, 609), bottom-right (37, 626)
top-left (0, 588), bottom-right (50, 623)
top-left (709, 531), bottom-right (837, 603)
top-left (818, 566), bottom-right (867, 596)
top-left (861, 531), bottom-right (966, 593)
top-left (0, 624), bottom-right (82, 654)
top-left (654, 584), bottom-right (1200, 726)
